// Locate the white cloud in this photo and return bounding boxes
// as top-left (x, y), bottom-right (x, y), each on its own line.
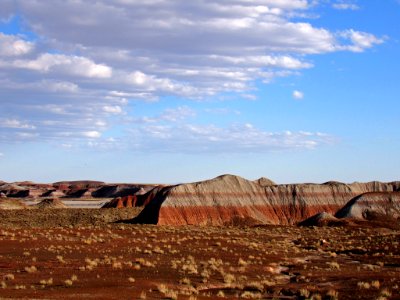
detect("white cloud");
top-left (14, 53), bottom-right (112, 78)
top-left (139, 106), bottom-right (196, 123)
top-left (46, 81), bottom-right (79, 93)
top-left (293, 90), bottom-right (304, 100)
top-left (339, 30), bottom-right (384, 52)
top-left (82, 131), bottom-right (102, 138)
top-left (102, 105), bottom-right (123, 114)
top-left (241, 94), bottom-right (257, 101)
top-left (0, 152), bottom-right (3, 157)
top-left (16, 132), bottom-right (39, 139)
top-left (161, 106), bottom-right (196, 122)
top-left (0, 33), bottom-right (34, 56)
top-left (332, 3), bottom-right (359, 10)
top-left (127, 71), bottom-right (194, 95)
top-left (0, 1), bottom-right (384, 149)
top-left (129, 123), bottom-right (334, 153)
top-left (209, 55), bottom-right (312, 69)
top-left (204, 108), bottom-right (241, 115)
top-left (0, 119), bottom-right (36, 129)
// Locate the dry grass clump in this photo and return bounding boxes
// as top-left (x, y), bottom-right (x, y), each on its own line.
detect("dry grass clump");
top-left (13, 284), bottom-right (27, 290)
top-left (240, 291), bottom-right (262, 299)
top-left (39, 278), bottom-right (53, 286)
top-left (358, 280), bottom-right (381, 290)
top-left (4, 274), bottom-right (15, 281)
top-left (371, 280), bottom-right (380, 289)
top-left (357, 281), bottom-right (371, 289)
top-left (64, 279), bottom-right (73, 287)
top-left (24, 265), bottom-right (37, 273)
top-left (238, 258), bottom-right (248, 267)
top-left (325, 289), bottom-right (338, 300)
top-left (56, 255), bottom-right (66, 264)
top-left (135, 258), bottom-right (156, 268)
top-left (223, 273), bottom-right (236, 284)
top-left (298, 288), bottom-right (310, 298)
top-left (326, 261), bottom-right (340, 270)
top-left (157, 284), bottom-right (178, 300)
top-left (377, 288), bottom-right (392, 300)
top-left (179, 277), bottom-right (191, 285)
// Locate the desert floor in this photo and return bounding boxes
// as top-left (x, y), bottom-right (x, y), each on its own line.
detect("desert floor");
top-left (0, 210), bottom-right (399, 299)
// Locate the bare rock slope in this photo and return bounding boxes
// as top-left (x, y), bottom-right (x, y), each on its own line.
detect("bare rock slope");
top-left (131, 175), bottom-right (400, 225)
top-left (335, 192), bottom-right (400, 219)
top-left (36, 198), bottom-right (67, 209)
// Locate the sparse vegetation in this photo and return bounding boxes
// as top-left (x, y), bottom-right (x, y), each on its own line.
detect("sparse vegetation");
top-left (0, 217), bottom-right (398, 299)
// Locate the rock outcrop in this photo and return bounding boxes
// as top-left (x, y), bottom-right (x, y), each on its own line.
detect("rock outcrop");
top-left (335, 192), bottom-right (400, 220)
top-left (0, 181), bottom-right (158, 200)
top-left (92, 185), bottom-right (153, 198)
top-left (298, 212), bottom-right (349, 227)
top-left (130, 175), bottom-right (400, 226)
top-left (102, 195), bottom-right (137, 208)
top-left (36, 198), bottom-right (67, 209)
top-left (300, 192), bottom-right (400, 228)
top-left (253, 177), bottom-right (276, 187)
top-left (41, 190), bottom-right (66, 198)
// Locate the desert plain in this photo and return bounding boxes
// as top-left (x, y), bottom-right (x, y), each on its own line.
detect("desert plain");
top-left (0, 176), bottom-right (399, 299)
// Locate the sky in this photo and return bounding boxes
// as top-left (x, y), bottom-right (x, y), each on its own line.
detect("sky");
top-left (0, 0), bottom-right (399, 184)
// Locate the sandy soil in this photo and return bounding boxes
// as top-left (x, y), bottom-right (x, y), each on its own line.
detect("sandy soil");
top-left (0, 211), bottom-right (399, 299)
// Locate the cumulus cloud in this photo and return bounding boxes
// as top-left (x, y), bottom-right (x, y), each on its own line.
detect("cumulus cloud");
top-left (339, 30), bottom-right (384, 52)
top-left (102, 105), bottom-right (123, 114)
top-left (0, 33), bottom-right (34, 56)
top-left (293, 90), bottom-right (304, 100)
top-left (13, 53), bottom-right (112, 78)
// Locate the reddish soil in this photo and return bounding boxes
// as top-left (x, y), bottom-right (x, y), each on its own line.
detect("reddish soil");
top-left (157, 204), bottom-right (344, 226)
top-left (0, 214), bottom-right (399, 299)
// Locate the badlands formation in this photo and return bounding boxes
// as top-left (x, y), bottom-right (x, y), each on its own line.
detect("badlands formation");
top-left (1, 175), bottom-right (400, 299)
top-left (1, 175), bottom-right (399, 227)
top-left (130, 175), bottom-right (400, 226)
top-left (0, 180), bottom-right (155, 200)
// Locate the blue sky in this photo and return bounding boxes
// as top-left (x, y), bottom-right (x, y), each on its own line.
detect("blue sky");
top-left (0, 0), bottom-right (399, 184)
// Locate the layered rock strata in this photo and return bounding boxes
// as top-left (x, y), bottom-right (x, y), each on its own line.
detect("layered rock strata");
top-left (0, 181), bottom-right (157, 199)
top-left (131, 175), bottom-right (400, 225)
top-left (335, 192), bottom-right (400, 219)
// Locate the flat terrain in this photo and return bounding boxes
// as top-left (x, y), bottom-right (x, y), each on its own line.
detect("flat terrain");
top-left (0, 208), bottom-right (141, 228)
top-left (23, 199), bottom-right (111, 208)
top-left (0, 210), bottom-right (399, 299)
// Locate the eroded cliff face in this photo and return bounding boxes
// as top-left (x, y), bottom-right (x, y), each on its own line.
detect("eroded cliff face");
top-left (335, 192), bottom-right (400, 219)
top-left (132, 175), bottom-right (400, 225)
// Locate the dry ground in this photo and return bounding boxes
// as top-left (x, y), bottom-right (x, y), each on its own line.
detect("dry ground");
top-left (0, 210), bottom-right (399, 299)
